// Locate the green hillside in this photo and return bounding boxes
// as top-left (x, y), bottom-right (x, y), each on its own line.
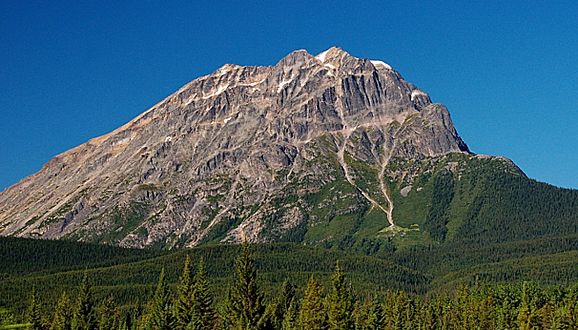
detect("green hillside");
top-left (254, 152), bottom-right (578, 256)
top-left (0, 238), bottom-right (426, 316)
top-left (1, 154), bottom-right (578, 326)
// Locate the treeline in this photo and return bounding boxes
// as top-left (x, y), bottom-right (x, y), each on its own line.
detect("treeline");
top-left (450, 158), bottom-right (578, 246)
top-left (13, 244), bottom-right (578, 330)
top-left (0, 240), bottom-right (431, 316)
top-left (0, 237), bottom-right (163, 276)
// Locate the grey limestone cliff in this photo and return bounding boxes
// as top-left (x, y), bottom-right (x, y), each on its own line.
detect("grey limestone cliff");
top-left (0, 47), bottom-right (469, 248)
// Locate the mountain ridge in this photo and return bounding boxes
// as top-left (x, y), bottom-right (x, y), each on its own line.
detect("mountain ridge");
top-left (0, 47), bottom-right (530, 250)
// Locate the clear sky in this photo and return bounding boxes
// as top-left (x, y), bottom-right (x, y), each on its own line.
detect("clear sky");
top-left (1, 1), bottom-right (577, 190)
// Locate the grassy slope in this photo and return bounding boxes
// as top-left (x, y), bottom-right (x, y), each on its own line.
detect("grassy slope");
top-left (1, 153), bottom-right (578, 317)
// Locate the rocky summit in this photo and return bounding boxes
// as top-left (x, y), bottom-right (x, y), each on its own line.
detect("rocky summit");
top-left (0, 47), bottom-right (471, 248)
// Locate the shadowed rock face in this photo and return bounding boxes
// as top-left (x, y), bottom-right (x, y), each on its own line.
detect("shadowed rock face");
top-left (0, 47), bottom-right (469, 248)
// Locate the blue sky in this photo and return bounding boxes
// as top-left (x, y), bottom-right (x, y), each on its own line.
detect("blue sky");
top-left (1, 1), bottom-right (577, 190)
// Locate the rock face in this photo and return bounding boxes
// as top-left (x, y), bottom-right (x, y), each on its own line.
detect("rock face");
top-left (0, 47), bottom-right (469, 248)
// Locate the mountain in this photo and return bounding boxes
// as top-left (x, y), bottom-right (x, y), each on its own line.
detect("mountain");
top-left (1, 47), bottom-right (576, 252)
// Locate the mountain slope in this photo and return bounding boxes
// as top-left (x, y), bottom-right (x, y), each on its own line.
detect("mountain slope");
top-left (0, 47), bottom-right (469, 248)
top-left (1, 47), bottom-right (575, 252)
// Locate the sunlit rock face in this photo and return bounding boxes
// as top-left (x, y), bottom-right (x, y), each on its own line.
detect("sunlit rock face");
top-left (0, 47), bottom-right (468, 248)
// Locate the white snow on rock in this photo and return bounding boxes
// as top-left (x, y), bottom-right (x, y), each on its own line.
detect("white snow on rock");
top-left (315, 49), bottom-right (330, 62)
top-left (370, 60), bottom-right (392, 70)
top-left (202, 84), bottom-right (229, 99)
top-left (277, 77), bottom-right (294, 92)
top-left (411, 89), bottom-right (428, 101)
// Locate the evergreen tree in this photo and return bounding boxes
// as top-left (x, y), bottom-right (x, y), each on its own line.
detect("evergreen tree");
top-left (188, 258), bottom-right (216, 330)
top-left (149, 268), bottom-right (175, 330)
top-left (27, 287), bottom-right (45, 330)
top-left (517, 282), bottom-right (542, 330)
top-left (117, 312), bottom-right (132, 330)
top-left (300, 275), bottom-right (327, 330)
top-left (219, 290), bottom-right (236, 330)
top-left (495, 284), bottom-right (520, 330)
top-left (226, 243), bottom-right (267, 329)
top-left (97, 295), bottom-right (117, 330)
top-left (366, 298), bottom-right (385, 330)
top-left (137, 300), bottom-right (154, 330)
top-left (175, 255), bottom-right (194, 330)
top-left (72, 272), bottom-right (97, 330)
top-left (351, 300), bottom-right (367, 330)
top-left (281, 298), bottom-right (298, 330)
top-left (268, 280), bottom-right (295, 329)
top-left (50, 292), bottom-right (71, 330)
top-left (327, 262), bottom-right (354, 330)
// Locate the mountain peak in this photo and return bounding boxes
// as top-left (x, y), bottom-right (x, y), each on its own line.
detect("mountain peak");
top-left (315, 46), bottom-right (350, 61)
top-left (0, 47), bottom-right (469, 248)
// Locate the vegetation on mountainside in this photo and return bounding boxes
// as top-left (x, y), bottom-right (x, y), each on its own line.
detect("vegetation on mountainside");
top-left (2, 155), bottom-right (578, 328)
top-left (2, 244), bottom-right (577, 329)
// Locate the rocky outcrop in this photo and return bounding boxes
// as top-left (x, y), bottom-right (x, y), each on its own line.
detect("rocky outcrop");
top-left (0, 47), bottom-right (469, 248)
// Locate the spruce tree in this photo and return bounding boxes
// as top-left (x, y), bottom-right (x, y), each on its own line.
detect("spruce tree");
top-left (149, 268), bottom-right (176, 330)
top-left (517, 281), bottom-right (542, 330)
top-left (268, 280), bottom-right (295, 329)
top-left (189, 258), bottom-right (216, 330)
top-left (300, 275), bottom-right (327, 330)
top-left (27, 286), bottom-right (45, 330)
top-left (50, 292), bottom-right (71, 330)
top-left (175, 255), bottom-right (194, 330)
top-left (227, 242), bottom-right (266, 329)
top-left (281, 298), bottom-right (298, 330)
top-left (219, 290), bottom-right (236, 330)
top-left (327, 262), bottom-right (354, 330)
top-left (366, 298), bottom-right (385, 330)
top-left (72, 272), bottom-right (97, 330)
top-left (97, 295), bottom-right (117, 330)
top-left (351, 300), bottom-right (367, 330)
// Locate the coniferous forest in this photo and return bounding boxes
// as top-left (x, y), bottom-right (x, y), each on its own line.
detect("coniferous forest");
top-left (1, 242), bottom-right (577, 330)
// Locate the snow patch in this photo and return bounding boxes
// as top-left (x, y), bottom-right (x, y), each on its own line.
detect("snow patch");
top-left (411, 89), bottom-right (428, 101)
top-left (216, 64), bottom-right (238, 75)
top-left (315, 49), bottom-right (330, 62)
top-left (324, 63), bottom-right (336, 70)
top-left (277, 77), bottom-right (294, 92)
top-left (371, 60), bottom-right (392, 70)
top-left (202, 84), bottom-right (229, 99)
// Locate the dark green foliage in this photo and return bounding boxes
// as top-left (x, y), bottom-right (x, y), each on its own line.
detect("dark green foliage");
top-left (353, 297), bottom-right (384, 330)
top-left (300, 276), bottom-right (327, 330)
top-left (148, 268), bottom-right (175, 330)
top-left (226, 243), bottom-right (267, 329)
top-left (71, 273), bottom-right (96, 330)
top-left (0, 307), bottom-right (17, 327)
top-left (327, 262), bottom-right (354, 330)
top-left (27, 287), bottom-right (45, 330)
top-left (266, 281), bottom-right (295, 329)
top-left (446, 156), bottom-right (578, 245)
top-left (280, 298), bottom-right (299, 330)
top-left (96, 295), bottom-right (118, 330)
top-left (422, 170), bottom-right (453, 241)
top-left (2, 243), bottom-right (578, 329)
top-left (174, 255), bottom-right (194, 330)
top-left (189, 258), bottom-right (216, 329)
top-left (50, 292), bottom-right (71, 330)
top-left (0, 239), bottom-right (430, 319)
top-left (0, 236), bottom-right (161, 276)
